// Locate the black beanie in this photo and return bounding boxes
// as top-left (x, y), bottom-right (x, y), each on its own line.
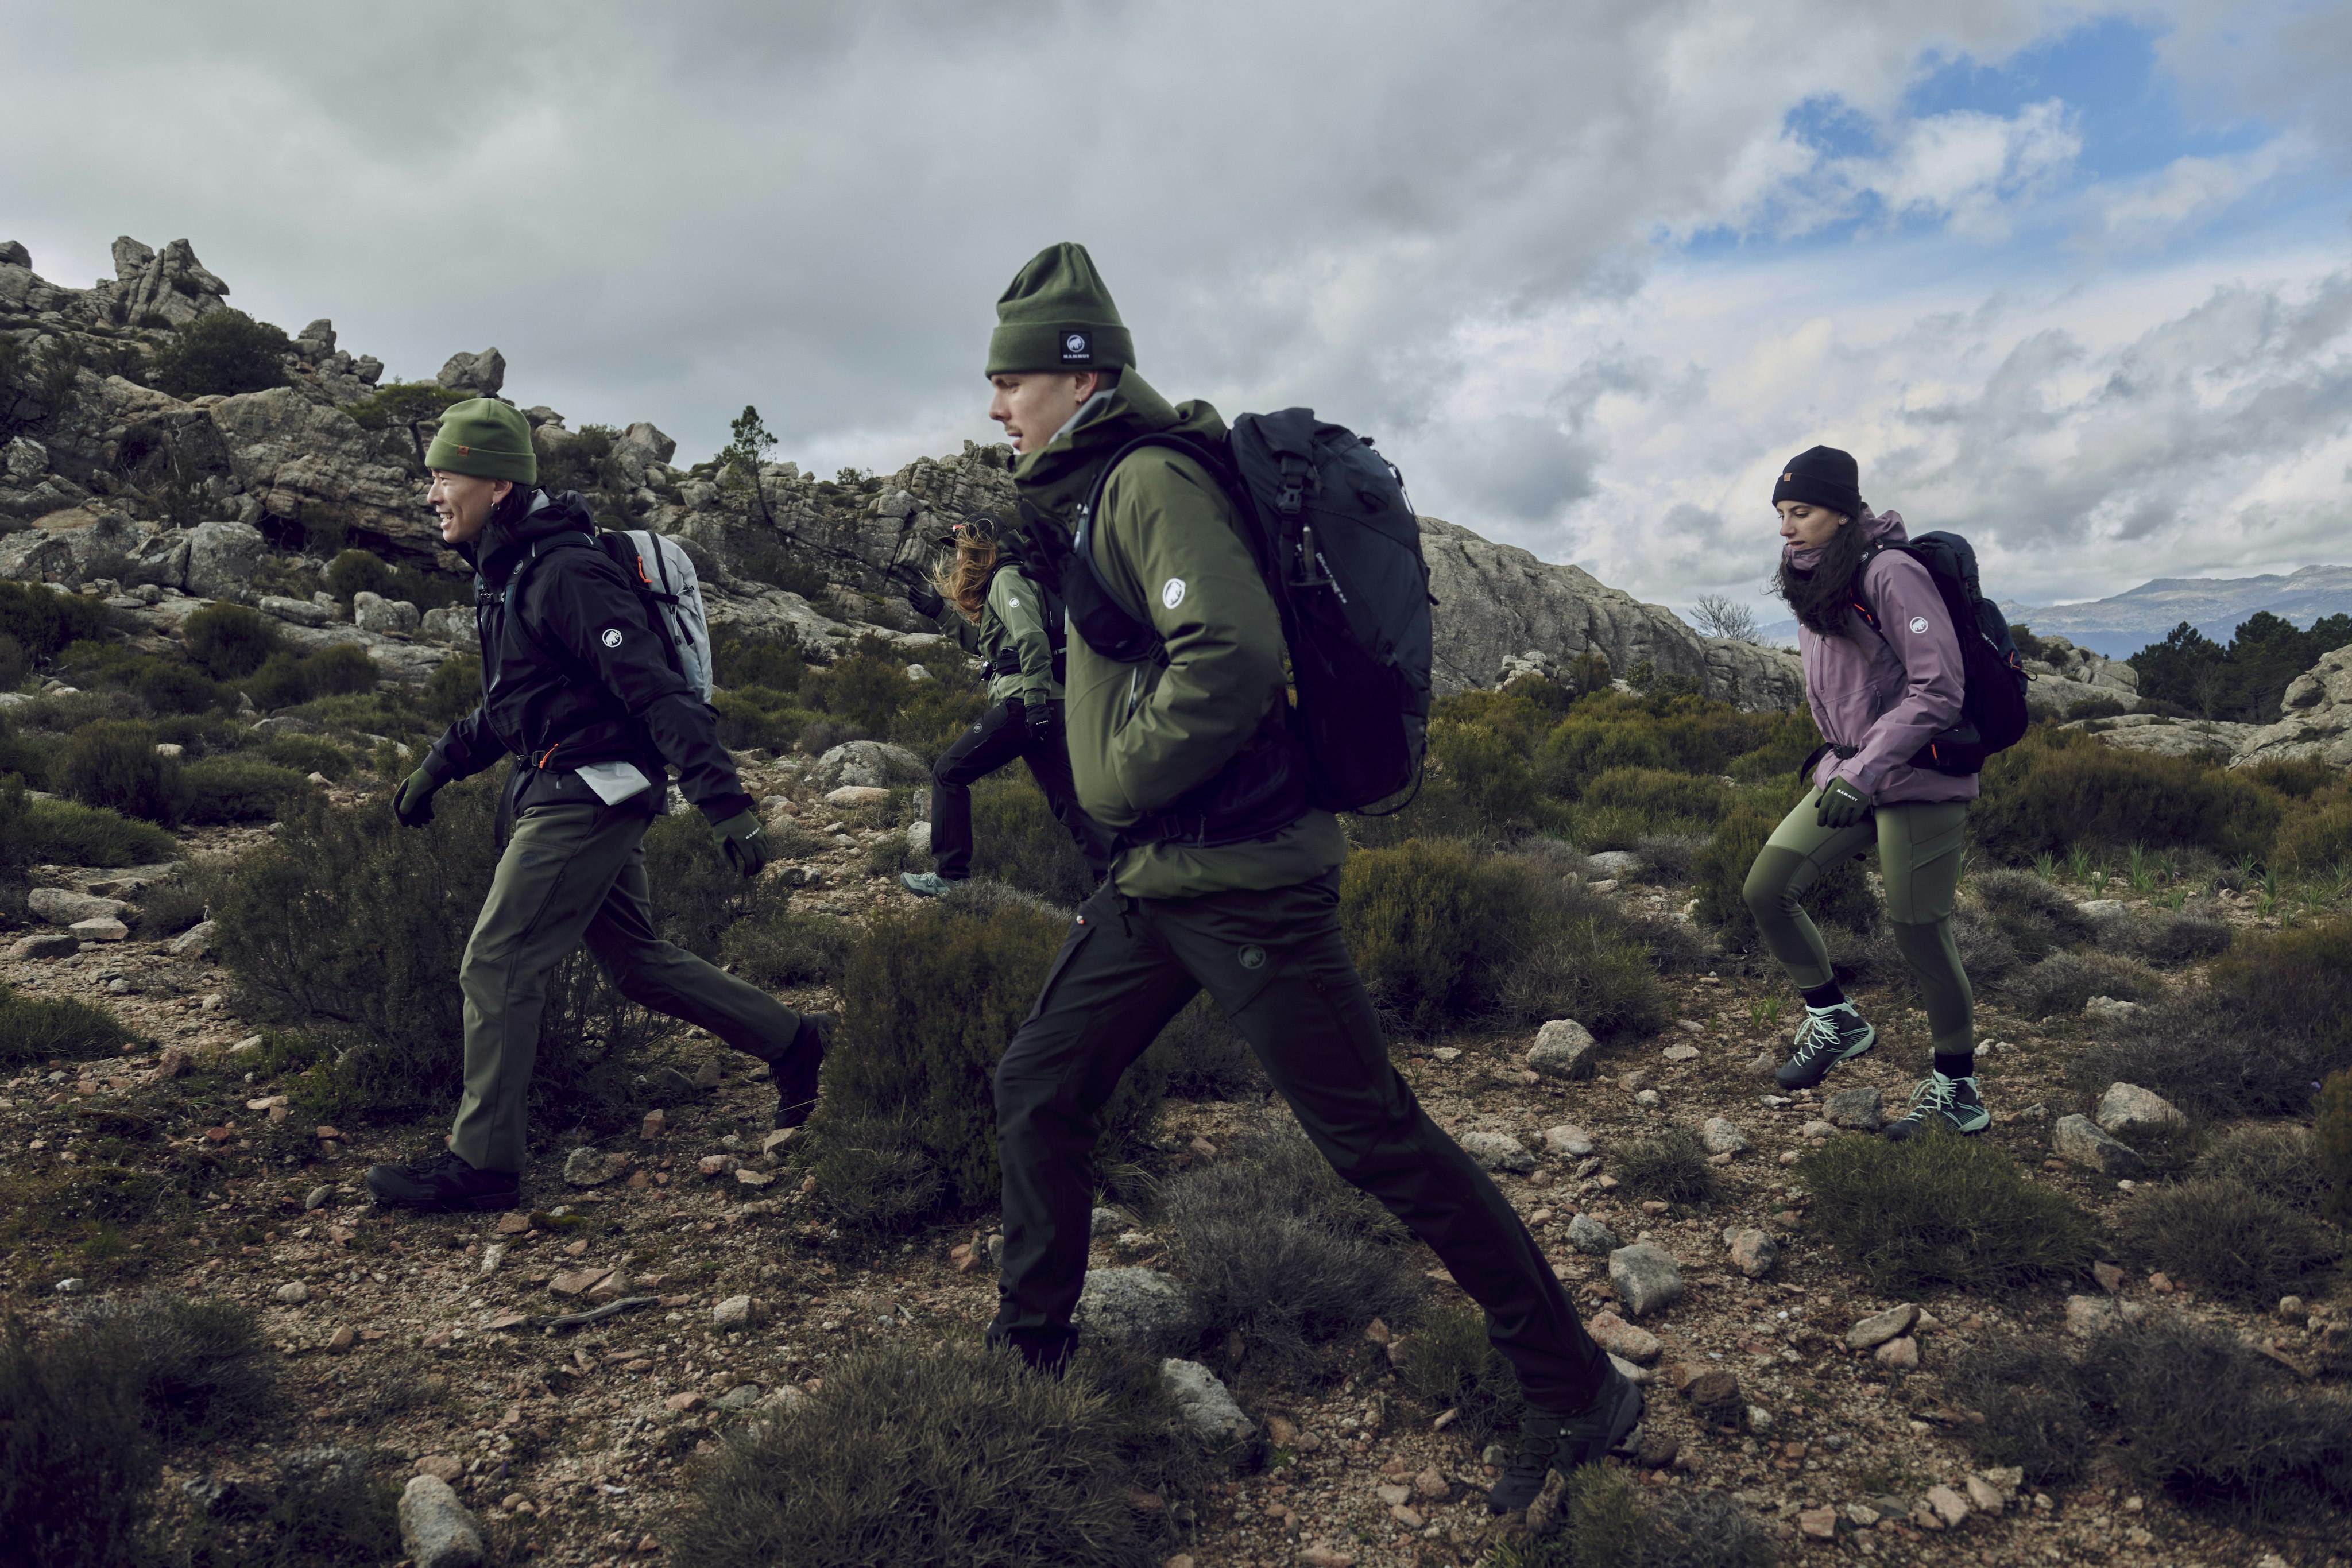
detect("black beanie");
top-left (1771, 445), bottom-right (1863, 520)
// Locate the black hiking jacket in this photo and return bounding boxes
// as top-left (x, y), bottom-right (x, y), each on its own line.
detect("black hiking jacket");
top-left (420, 490), bottom-right (751, 824)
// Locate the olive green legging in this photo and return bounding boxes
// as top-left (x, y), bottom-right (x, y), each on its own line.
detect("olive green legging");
top-left (1741, 791), bottom-right (1974, 1055)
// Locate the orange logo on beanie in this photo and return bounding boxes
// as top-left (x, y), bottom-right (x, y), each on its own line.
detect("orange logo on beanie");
top-left (457, 445), bottom-right (470, 455)
top-left (1781, 472), bottom-right (1793, 482)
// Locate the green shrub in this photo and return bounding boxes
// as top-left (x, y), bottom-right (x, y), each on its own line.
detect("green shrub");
top-left (0, 579), bottom-right (110, 660)
top-left (1608, 1127), bottom-right (1717, 1203)
top-left (1966, 868), bottom-right (2093, 961)
top-left (1401, 1299), bottom-right (1522, 1441)
top-left (713, 629), bottom-right (808, 692)
top-left (424, 653), bottom-right (479, 723)
top-left (969, 773), bottom-right (1093, 907)
top-left (720, 907), bottom-right (854, 990)
top-left (2274, 795), bottom-right (2352, 873)
top-left (57, 719), bottom-right (179, 823)
top-left (2191, 1124), bottom-right (2327, 1210)
top-left (640, 808), bottom-right (772, 962)
top-left (0, 985), bottom-right (136, 1067)
top-left (1973, 727), bottom-right (2280, 864)
top-left (0, 716), bottom-right (52, 786)
top-left (134, 660), bottom-right (225, 715)
top-left (256, 733), bottom-right (351, 780)
top-left (1796, 1133), bottom-right (2095, 1292)
top-left (341, 380), bottom-right (469, 433)
top-left (2098, 908), bottom-right (2233, 967)
top-left (1340, 838), bottom-right (1666, 1037)
top-left (1534, 690), bottom-right (1805, 798)
top-left (1944, 1335), bottom-right (2093, 1483)
top-left (182, 603), bottom-right (284, 680)
top-left (179, 757), bottom-right (309, 824)
top-left (712, 687), bottom-right (806, 752)
top-left (131, 855), bottom-right (234, 938)
top-left (146, 309), bottom-right (294, 398)
top-left (2006, 949), bottom-right (2164, 1019)
top-left (1160, 1117), bottom-right (1421, 1371)
top-left (1691, 787), bottom-right (1874, 950)
top-left (1496, 1479), bottom-right (1777, 1568)
top-left (667, 1342), bottom-right (1194, 1568)
top-left (1583, 766), bottom-right (1731, 824)
top-left (1425, 715), bottom-right (1545, 835)
top-left (14, 797), bottom-right (178, 867)
top-left (810, 892), bottom-right (1160, 1229)
top-left (2113, 1177), bottom-right (2339, 1304)
top-left (242, 644), bottom-right (378, 709)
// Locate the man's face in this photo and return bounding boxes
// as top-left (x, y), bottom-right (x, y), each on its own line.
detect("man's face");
top-left (1777, 500), bottom-right (1848, 550)
top-left (988, 371), bottom-right (1099, 454)
top-left (428, 471), bottom-right (510, 545)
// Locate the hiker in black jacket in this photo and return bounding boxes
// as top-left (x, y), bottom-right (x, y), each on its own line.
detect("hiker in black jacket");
top-left (363, 398), bottom-right (825, 1214)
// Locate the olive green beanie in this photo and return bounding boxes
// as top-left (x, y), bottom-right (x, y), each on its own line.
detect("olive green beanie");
top-left (986, 242), bottom-right (1135, 377)
top-left (423, 397), bottom-right (537, 485)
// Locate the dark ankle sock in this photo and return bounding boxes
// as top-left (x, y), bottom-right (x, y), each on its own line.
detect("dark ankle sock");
top-left (1800, 982), bottom-right (1847, 1010)
top-left (1933, 1052), bottom-right (1975, 1081)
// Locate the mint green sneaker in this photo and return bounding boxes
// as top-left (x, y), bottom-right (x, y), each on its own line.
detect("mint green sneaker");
top-left (900, 871), bottom-right (958, 898)
top-left (1883, 1073), bottom-right (1990, 1140)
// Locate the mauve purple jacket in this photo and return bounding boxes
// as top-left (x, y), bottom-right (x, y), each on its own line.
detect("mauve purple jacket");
top-left (1788, 510), bottom-right (1978, 804)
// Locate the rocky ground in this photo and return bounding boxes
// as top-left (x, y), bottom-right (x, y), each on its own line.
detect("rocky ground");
top-left (3, 772), bottom-right (2346, 1568)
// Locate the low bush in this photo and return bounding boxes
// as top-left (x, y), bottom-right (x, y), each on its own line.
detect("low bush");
top-left (720, 907), bottom-right (855, 991)
top-left (2005, 949), bottom-right (2164, 1019)
top-left (1155, 995), bottom-right (1264, 1101)
top-left (1966, 869), bottom-right (2092, 961)
top-left (667, 1342), bottom-right (1196, 1568)
top-left (1400, 1299), bottom-right (1522, 1441)
top-left (2094, 909), bottom-right (2233, 967)
top-left (969, 773), bottom-right (1094, 907)
top-left (1160, 1117), bottom-right (1421, 1373)
top-left (713, 629), bottom-right (808, 692)
top-left (1340, 839), bottom-right (1666, 1037)
top-left (1796, 1133), bottom-right (2095, 1292)
top-left (1608, 1127), bottom-right (1717, 1203)
top-left (1692, 787), bottom-right (1875, 950)
top-left (2079, 1315), bottom-right (2352, 1521)
top-left (2112, 1177), bottom-right (2339, 1304)
top-left (255, 732), bottom-right (351, 780)
top-left (2191, 1124), bottom-right (2328, 1210)
top-left (423, 653), bottom-right (479, 725)
top-left (16, 797), bottom-right (178, 866)
top-left (1535, 691), bottom-right (1806, 799)
top-left (56, 719), bottom-right (179, 824)
top-left (241, 644), bottom-right (378, 710)
top-left (0, 579), bottom-right (110, 660)
top-left (182, 603), bottom-right (284, 680)
top-left (2074, 919), bottom-right (2352, 1118)
top-left (135, 660), bottom-right (225, 715)
top-left (1973, 727), bottom-right (2280, 864)
top-left (178, 757), bottom-right (309, 824)
top-left (2274, 794), bottom-right (2352, 873)
top-left (146, 309), bottom-right (294, 398)
top-left (808, 893), bottom-right (1159, 1230)
top-left (0, 985), bottom-right (136, 1067)
top-left (1628, 831), bottom-right (1705, 884)
top-left (1944, 1335), bottom-right (2094, 1484)
top-left (131, 855), bottom-right (234, 938)
top-left (1583, 766), bottom-right (1731, 825)
top-left (712, 686), bottom-right (808, 752)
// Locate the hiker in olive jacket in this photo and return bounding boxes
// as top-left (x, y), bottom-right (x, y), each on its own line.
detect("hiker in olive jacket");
top-left (901, 513), bottom-right (1108, 896)
top-left (979, 244), bottom-right (1638, 1518)
top-left (362, 398), bottom-right (826, 1214)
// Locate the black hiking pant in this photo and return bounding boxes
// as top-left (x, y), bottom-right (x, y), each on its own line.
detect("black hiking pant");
top-left (989, 870), bottom-right (1611, 1411)
top-left (930, 698), bottom-right (1108, 883)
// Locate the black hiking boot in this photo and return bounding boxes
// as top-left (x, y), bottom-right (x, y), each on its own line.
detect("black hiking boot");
top-left (1486, 1364), bottom-right (1645, 1515)
top-left (1775, 1002), bottom-right (1876, 1090)
top-left (1883, 1072), bottom-right (1990, 1140)
top-left (773, 1011), bottom-right (831, 1131)
top-left (984, 1311), bottom-right (1076, 1377)
top-left (363, 1150), bottom-right (519, 1213)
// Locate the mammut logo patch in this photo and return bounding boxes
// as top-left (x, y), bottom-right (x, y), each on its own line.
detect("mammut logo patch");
top-left (1060, 330), bottom-right (1092, 363)
top-left (1239, 945), bottom-right (1266, 971)
top-left (1160, 578), bottom-right (1186, 609)
top-left (601, 628), bottom-right (624, 648)
top-left (1907, 615), bottom-right (1929, 634)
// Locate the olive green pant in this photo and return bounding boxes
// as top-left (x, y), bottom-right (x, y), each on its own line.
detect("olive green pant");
top-left (450, 798), bottom-right (803, 1173)
top-left (1742, 791), bottom-right (1975, 1055)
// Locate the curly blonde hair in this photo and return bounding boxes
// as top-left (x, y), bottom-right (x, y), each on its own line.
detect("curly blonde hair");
top-left (934, 513), bottom-right (1002, 624)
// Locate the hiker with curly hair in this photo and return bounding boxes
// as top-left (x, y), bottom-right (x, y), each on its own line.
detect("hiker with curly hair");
top-left (1747, 444), bottom-right (1987, 1139)
top-left (900, 512), bottom-right (1108, 897)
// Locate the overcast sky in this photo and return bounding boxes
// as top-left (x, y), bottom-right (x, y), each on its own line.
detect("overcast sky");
top-left (6, 0), bottom-right (2348, 620)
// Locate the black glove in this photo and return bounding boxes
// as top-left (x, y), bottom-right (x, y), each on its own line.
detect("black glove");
top-left (393, 767), bottom-right (441, 828)
top-left (1028, 698), bottom-right (1065, 747)
top-left (1815, 777), bottom-right (1871, 830)
top-left (711, 810), bottom-right (771, 878)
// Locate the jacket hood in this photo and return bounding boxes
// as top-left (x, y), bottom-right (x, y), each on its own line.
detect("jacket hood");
top-left (1012, 371), bottom-right (1228, 523)
top-left (1782, 507), bottom-right (1905, 574)
top-left (470, 489), bottom-right (598, 584)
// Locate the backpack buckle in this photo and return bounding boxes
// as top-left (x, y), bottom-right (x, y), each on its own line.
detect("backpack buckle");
top-left (1274, 454), bottom-right (1310, 517)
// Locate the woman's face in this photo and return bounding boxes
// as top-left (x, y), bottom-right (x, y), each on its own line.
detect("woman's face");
top-left (1777, 500), bottom-right (1848, 549)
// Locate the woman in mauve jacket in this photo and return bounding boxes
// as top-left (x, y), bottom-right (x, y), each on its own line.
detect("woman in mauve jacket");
top-left (1743, 445), bottom-right (1989, 1139)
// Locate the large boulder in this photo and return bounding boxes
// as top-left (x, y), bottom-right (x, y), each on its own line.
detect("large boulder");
top-left (2233, 644), bottom-right (2352, 769)
top-left (103, 237), bottom-right (231, 328)
top-left (436, 349), bottom-right (505, 397)
top-left (1416, 517), bottom-right (1801, 708)
top-left (207, 387), bottom-right (430, 551)
top-left (0, 507), bottom-right (148, 586)
top-left (183, 520), bottom-right (267, 599)
top-left (810, 740), bottom-right (925, 791)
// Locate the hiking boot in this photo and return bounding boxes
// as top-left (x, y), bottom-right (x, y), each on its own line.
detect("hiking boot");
top-left (984, 1312), bottom-right (1076, 1377)
top-left (363, 1150), bottom-right (519, 1213)
top-left (1486, 1364), bottom-right (1645, 1515)
top-left (1775, 1002), bottom-right (1876, 1090)
top-left (900, 871), bottom-right (959, 897)
top-left (774, 1011), bottom-right (830, 1131)
top-left (1883, 1072), bottom-right (1990, 1140)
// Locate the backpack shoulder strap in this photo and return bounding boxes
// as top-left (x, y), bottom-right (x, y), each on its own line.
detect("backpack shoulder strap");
top-left (1846, 539), bottom-right (1901, 632)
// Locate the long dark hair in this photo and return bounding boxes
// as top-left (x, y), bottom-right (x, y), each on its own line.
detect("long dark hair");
top-left (1775, 516), bottom-right (1870, 637)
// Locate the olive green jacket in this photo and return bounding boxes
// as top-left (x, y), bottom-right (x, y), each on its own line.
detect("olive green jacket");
top-left (1013, 373), bottom-right (1344, 898)
top-left (978, 565), bottom-right (1061, 708)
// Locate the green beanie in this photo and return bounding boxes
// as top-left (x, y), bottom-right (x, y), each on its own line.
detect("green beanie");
top-left (423, 398), bottom-right (537, 485)
top-left (986, 242), bottom-right (1135, 377)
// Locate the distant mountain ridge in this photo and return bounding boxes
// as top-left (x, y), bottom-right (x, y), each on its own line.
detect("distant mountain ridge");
top-left (1756, 563), bottom-right (2352, 659)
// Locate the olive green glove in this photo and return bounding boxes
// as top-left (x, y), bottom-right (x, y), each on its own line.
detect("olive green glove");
top-left (1815, 777), bottom-right (1872, 830)
top-left (711, 810), bottom-right (771, 878)
top-left (393, 768), bottom-right (442, 828)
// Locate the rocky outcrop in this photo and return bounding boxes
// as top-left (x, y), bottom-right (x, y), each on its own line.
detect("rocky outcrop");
top-left (1417, 518), bottom-right (1802, 710)
top-left (2021, 634), bottom-right (2140, 717)
top-left (2231, 644), bottom-right (2352, 769)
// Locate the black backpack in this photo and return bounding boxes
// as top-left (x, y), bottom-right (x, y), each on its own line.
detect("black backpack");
top-left (1035, 408), bottom-right (1434, 815)
top-left (1844, 531), bottom-right (2030, 776)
